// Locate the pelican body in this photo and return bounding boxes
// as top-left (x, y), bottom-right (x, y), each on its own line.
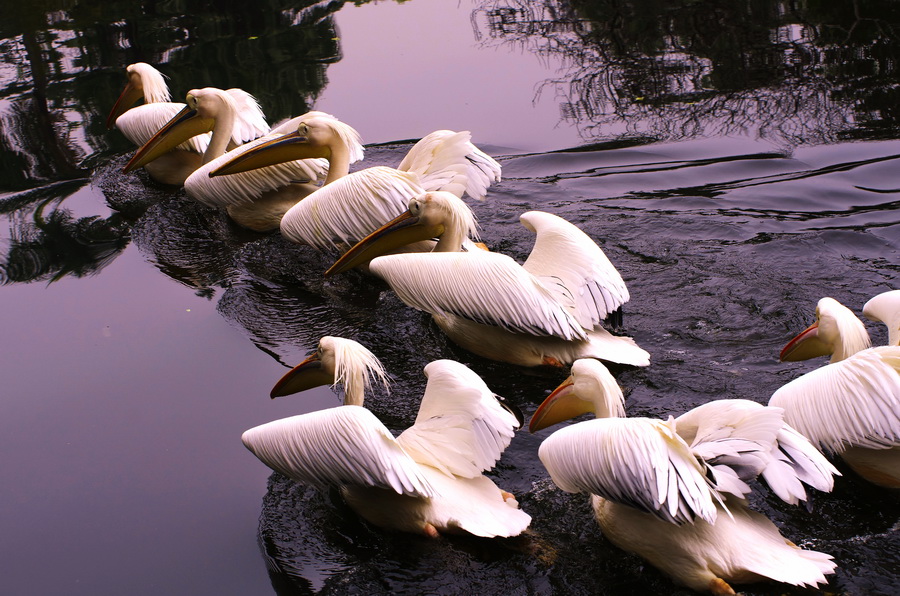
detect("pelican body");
top-left (242, 336), bottom-right (530, 538)
top-left (775, 295), bottom-right (900, 487)
top-left (209, 114), bottom-right (501, 249)
top-left (107, 63), bottom-right (210, 186)
top-left (327, 191), bottom-right (649, 368)
top-left (530, 359), bottom-right (837, 595)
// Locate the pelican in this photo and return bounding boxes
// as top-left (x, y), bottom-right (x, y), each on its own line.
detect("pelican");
top-left (530, 358), bottom-right (837, 595)
top-left (106, 63), bottom-right (210, 185)
top-left (773, 295), bottom-right (900, 487)
top-left (326, 191), bottom-right (650, 368)
top-left (863, 289), bottom-right (900, 346)
top-left (779, 296), bottom-right (871, 363)
top-left (242, 336), bottom-right (531, 538)
top-left (208, 114), bottom-right (501, 250)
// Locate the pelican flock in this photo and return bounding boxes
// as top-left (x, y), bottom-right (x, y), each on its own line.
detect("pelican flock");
top-left (107, 63), bottom-right (211, 185)
top-left (103, 62), bottom-right (897, 594)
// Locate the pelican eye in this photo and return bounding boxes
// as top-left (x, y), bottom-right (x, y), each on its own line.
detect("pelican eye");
top-left (408, 200), bottom-right (422, 216)
top-left (298, 123), bottom-right (309, 135)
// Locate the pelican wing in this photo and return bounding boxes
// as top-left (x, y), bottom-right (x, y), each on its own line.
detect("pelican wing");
top-left (116, 103), bottom-right (210, 153)
top-left (520, 211), bottom-right (629, 329)
top-left (770, 346), bottom-right (900, 453)
top-left (369, 251), bottom-right (588, 341)
top-left (223, 88), bottom-right (270, 145)
top-left (241, 405), bottom-right (435, 497)
top-left (674, 399), bottom-right (836, 504)
top-left (538, 417), bottom-right (719, 524)
top-left (280, 167), bottom-right (424, 250)
top-left (398, 130), bottom-right (501, 200)
top-left (184, 135), bottom-right (328, 206)
top-left (396, 360), bottom-right (519, 478)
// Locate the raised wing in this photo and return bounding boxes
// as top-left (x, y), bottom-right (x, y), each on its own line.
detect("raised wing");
top-left (396, 360), bottom-right (519, 478)
top-left (674, 399), bottom-right (836, 504)
top-left (538, 417), bottom-right (719, 524)
top-left (397, 130), bottom-right (501, 201)
top-left (520, 211), bottom-right (629, 329)
top-left (770, 346), bottom-right (900, 453)
top-left (369, 251), bottom-right (588, 341)
top-left (241, 405), bottom-right (435, 497)
top-left (280, 166), bottom-right (424, 250)
top-left (223, 88), bottom-right (270, 145)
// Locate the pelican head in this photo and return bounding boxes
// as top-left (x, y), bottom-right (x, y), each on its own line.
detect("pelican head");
top-left (209, 113), bottom-right (363, 177)
top-left (863, 289), bottom-right (900, 347)
top-left (780, 297), bottom-right (871, 363)
top-left (325, 191), bottom-right (479, 275)
top-left (106, 62), bottom-right (171, 128)
top-left (529, 359), bottom-right (626, 432)
top-left (122, 88), bottom-right (231, 172)
top-left (270, 336), bottom-right (390, 406)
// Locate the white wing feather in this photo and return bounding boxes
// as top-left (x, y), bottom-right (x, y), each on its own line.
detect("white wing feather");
top-left (116, 103), bottom-right (209, 153)
top-left (241, 405), bottom-right (435, 497)
top-left (770, 346), bottom-right (900, 453)
top-left (184, 136), bottom-right (328, 207)
top-left (674, 399), bottom-right (836, 504)
top-left (398, 130), bottom-right (501, 201)
top-left (521, 211), bottom-right (629, 329)
top-left (223, 88), bottom-right (270, 145)
top-left (369, 251), bottom-right (588, 341)
top-left (538, 417), bottom-right (719, 524)
top-left (396, 360), bottom-right (519, 478)
top-left (280, 167), bottom-right (424, 249)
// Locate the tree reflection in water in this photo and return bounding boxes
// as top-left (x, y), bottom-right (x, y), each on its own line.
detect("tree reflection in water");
top-left (472, 0), bottom-right (900, 146)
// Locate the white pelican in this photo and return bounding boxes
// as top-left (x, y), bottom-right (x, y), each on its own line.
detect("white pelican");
top-left (779, 296), bottom-right (871, 363)
top-left (106, 63), bottom-right (211, 186)
top-left (774, 295), bottom-right (900, 487)
top-left (208, 114), bottom-right (501, 250)
top-left (242, 336), bottom-right (531, 538)
top-left (530, 359), bottom-right (838, 595)
top-left (771, 346), bottom-right (900, 488)
top-left (863, 289), bottom-right (900, 346)
top-left (326, 191), bottom-right (649, 368)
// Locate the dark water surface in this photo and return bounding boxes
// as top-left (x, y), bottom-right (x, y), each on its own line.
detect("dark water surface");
top-left (2, 1), bottom-right (899, 595)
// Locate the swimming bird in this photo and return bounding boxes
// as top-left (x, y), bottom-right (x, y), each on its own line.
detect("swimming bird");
top-left (530, 358), bottom-right (837, 595)
top-left (209, 114), bottom-right (501, 250)
top-left (326, 191), bottom-right (649, 368)
top-left (773, 295), bottom-right (900, 487)
top-left (779, 296), bottom-right (871, 363)
top-left (106, 63), bottom-right (210, 185)
top-left (242, 336), bottom-right (531, 538)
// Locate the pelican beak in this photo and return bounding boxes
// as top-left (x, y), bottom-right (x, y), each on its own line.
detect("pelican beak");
top-left (210, 129), bottom-right (318, 176)
top-left (123, 104), bottom-right (214, 173)
top-left (779, 321), bottom-right (831, 361)
top-left (529, 375), bottom-right (594, 432)
top-left (270, 352), bottom-right (334, 398)
top-left (106, 79), bottom-right (143, 129)
top-left (325, 210), bottom-right (444, 276)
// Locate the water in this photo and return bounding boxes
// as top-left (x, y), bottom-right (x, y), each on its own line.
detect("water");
top-left (1, 1), bottom-right (899, 595)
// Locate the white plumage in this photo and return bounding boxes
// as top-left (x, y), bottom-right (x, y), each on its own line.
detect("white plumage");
top-left (242, 336), bottom-right (530, 538)
top-left (775, 295), bottom-right (900, 487)
top-left (530, 358), bottom-right (837, 594)
top-left (209, 115), bottom-right (500, 250)
top-left (327, 191), bottom-right (649, 368)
